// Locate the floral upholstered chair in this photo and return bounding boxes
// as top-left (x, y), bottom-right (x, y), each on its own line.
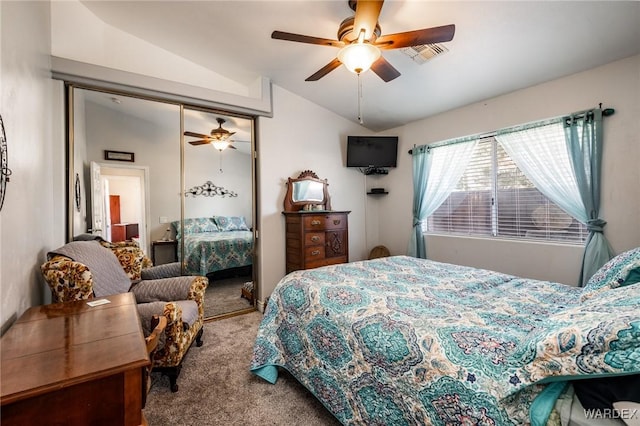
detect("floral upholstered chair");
top-left (40, 239), bottom-right (208, 392)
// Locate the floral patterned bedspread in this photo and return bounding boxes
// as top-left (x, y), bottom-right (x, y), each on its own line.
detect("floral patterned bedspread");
top-left (250, 256), bottom-right (640, 425)
top-left (179, 230), bottom-right (253, 276)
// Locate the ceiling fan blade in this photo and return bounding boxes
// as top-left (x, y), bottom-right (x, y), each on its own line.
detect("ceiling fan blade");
top-left (271, 31), bottom-right (344, 48)
top-left (188, 140), bottom-right (211, 146)
top-left (305, 58), bottom-right (343, 81)
top-left (228, 145), bottom-right (237, 150)
top-left (353, 0), bottom-right (384, 40)
top-left (375, 24), bottom-right (455, 49)
top-left (370, 56), bottom-right (401, 82)
top-left (184, 131), bottom-right (209, 138)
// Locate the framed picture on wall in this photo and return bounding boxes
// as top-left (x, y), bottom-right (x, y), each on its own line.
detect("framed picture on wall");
top-left (104, 150), bottom-right (135, 162)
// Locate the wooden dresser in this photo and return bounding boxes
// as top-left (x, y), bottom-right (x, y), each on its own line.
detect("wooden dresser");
top-left (283, 211), bottom-right (350, 273)
top-left (1, 293), bottom-right (149, 426)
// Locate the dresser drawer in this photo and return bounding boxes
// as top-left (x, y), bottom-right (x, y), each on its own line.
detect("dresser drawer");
top-left (305, 245), bottom-right (325, 260)
top-left (324, 214), bottom-right (347, 230)
top-left (304, 232), bottom-right (325, 246)
top-left (303, 215), bottom-right (326, 229)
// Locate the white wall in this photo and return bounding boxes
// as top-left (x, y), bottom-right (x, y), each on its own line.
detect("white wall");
top-left (0, 1), bottom-right (63, 332)
top-left (184, 145), bottom-right (252, 226)
top-left (106, 176), bottom-right (141, 224)
top-left (84, 98), bottom-right (182, 245)
top-left (379, 55), bottom-right (640, 286)
top-left (257, 85), bottom-right (372, 299)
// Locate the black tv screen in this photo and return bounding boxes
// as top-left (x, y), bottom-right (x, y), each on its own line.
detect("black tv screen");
top-left (347, 136), bottom-right (398, 168)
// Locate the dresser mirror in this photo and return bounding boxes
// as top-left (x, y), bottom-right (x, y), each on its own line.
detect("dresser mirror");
top-left (283, 170), bottom-right (332, 212)
top-left (64, 85), bottom-right (257, 321)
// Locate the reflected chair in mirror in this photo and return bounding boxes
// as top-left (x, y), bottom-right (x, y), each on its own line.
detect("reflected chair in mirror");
top-left (40, 239), bottom-right (208, 392)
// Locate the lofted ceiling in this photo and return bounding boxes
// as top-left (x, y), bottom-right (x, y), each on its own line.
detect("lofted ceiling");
top-left (80, 1), bottom-right (640, 132)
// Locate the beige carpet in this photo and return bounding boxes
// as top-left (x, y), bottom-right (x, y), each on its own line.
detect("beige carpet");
top-left (204, 276), bottom-right (253, 318)
top-left (144, 311), bottom-right (341, 426)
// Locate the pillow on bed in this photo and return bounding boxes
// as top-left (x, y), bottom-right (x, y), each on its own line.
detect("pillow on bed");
top-left (501, 282), bottom-right (640, 400)
top-left (171, 218), bottom-right (219, 236)
top-left (581, 247), bottom-right (640, 301)
top-left (213, 216), bottom-right (249, 232)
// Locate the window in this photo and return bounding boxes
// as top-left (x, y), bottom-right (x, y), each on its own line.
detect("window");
top-left (426, 137), bottom-right (588, 243)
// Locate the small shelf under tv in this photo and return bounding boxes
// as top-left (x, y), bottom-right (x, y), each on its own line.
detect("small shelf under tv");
top-left (367, 188), bottom-right (388, 195)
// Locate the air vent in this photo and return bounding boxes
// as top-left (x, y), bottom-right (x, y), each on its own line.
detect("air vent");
top-left (400, 43), bottom-right (449, 65)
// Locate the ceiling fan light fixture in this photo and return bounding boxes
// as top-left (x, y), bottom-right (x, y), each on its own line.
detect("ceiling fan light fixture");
top-left (212, 141), bottom-right (230, 151)
top-left (337, 42), bottom-right (380, 74)
top-left (209, 118), bottom-right (235, 142)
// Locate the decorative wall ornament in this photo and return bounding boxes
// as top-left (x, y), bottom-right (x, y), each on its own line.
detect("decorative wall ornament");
top-left (0, 114), bottom-right (12, 212)
top-left (186, 181), bottom-right (238, 198)
top-left (74, 173), bottom-right (82, 212)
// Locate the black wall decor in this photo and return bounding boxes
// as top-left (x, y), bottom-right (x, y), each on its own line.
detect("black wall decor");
top-left (0, 114), bottom-right (12, 212)
top-left (186, 181), bottom-right (238, 198)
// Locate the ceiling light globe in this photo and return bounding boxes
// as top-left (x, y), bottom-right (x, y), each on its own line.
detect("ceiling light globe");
top-left (212, 141), bottom-right (229, 151)
top-left (337, 43), bottom-right (381, 74)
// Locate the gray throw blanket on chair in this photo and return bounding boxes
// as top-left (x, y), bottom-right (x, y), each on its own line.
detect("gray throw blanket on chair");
top-left (49, 240), bottom-right (132, 297)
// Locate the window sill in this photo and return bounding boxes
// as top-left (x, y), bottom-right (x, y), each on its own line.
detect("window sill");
top-left (423, 232), bottom-right (586, 248)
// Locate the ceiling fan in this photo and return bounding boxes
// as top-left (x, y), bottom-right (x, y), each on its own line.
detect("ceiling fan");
top-left (184, 118), bottom-right (237, 150)
top-left (272, 0), bottom-right (455, 82)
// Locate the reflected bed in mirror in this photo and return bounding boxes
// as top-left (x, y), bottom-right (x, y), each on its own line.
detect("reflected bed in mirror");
top-left (283, 170), bottom-right (331, 212)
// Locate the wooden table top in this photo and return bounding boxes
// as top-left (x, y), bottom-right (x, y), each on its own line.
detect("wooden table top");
top-left (1, 293), bottom-right (149, 405)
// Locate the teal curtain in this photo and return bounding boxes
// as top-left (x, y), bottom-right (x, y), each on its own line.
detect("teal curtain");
top-left (409, 146), bottom-right (432, 258)
top-left (564, 108), bottom-right (613, 285)
top-left (408, 139), bottom-right (478, 258)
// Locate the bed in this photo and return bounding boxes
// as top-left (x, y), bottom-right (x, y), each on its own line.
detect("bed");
top-left (172, 216), bottom-right (253, 276)
top-left (250, 250), bottom-right (640, 425)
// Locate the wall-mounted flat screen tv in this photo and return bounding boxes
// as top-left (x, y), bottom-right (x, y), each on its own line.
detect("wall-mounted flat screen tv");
top-left (346, 136), bottom-right (398, 168)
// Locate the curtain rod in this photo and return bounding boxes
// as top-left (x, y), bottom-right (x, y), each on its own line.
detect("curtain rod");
top-left (408, 105), bottom-right (615, 155)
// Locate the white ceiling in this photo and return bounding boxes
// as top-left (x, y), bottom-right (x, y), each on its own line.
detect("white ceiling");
top-left (81, 88), bottom-right (253, 153)
top-left (81, 1), bottom-right (640, 132)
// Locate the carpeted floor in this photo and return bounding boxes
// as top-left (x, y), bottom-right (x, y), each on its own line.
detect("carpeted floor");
top-left (144, 311), bottom-right (341, 426)
top-left (204, 276), bottom-right (253, 318)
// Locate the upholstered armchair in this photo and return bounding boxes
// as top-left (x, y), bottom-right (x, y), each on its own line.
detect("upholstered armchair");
top-left (40, 239), bottom-right (208, 392)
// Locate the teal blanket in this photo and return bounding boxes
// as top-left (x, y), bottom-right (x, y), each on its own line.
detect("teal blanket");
top-left (250, 256), bottom-right (640, 425)
top-left (178, 230), bottom-right (253, 276)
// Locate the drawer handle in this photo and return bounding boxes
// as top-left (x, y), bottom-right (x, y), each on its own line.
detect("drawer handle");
top-left (311, 220), bottom-right (321, 226)
top-left (310, 236), bottom-right (320, 243)
top-left (333, 219), bottom-right (341, 225)
top-left (311, 250), bottom-right (320, 256)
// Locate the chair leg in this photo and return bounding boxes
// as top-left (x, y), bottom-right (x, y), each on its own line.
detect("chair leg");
top-left (154, 365), bottom-right (181, 393)
top-left (166, 366), bottom-right (180, 393)
top-left (195, 327), bottom-right (204, 347)
top-left (154, 327), bottom-right (203, 392)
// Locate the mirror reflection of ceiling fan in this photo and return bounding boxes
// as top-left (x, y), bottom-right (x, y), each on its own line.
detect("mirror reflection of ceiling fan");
top-left (184, 118), bottom-right (240, 151)
top-left (271, 0), bottom-right (455, 82)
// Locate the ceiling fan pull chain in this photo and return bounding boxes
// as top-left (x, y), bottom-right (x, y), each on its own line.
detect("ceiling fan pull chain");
top-left (219, 153), bottom-right (224, 174)
top-left (357, 72), bottom-right (364, 125)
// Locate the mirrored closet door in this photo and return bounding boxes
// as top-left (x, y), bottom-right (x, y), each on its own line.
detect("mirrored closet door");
top-left (182, 107), bottom-right (256, 318)
top-left (66, 85), bottom-right (257, 320)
